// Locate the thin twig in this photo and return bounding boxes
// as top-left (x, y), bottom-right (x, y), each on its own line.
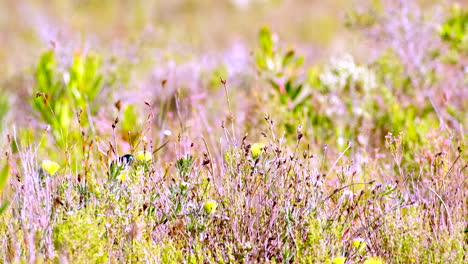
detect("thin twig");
top-left (324, 142), bottom-right (352, 181)
top-left (323, 180), bottom-right (375, 202)
top-left (221, 78), bottom-right (236, 144)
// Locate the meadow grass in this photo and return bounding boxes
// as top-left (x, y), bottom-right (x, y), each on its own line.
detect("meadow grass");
top-left (0, 0), bottom-right (467, 263)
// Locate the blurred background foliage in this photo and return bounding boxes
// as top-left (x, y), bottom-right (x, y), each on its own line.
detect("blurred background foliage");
top-left (0, 0), bottom-right (465, 176)
top-left (0, 0), bottom-right (465, 166)
top-left (0, 0), bottom-right (355, 76)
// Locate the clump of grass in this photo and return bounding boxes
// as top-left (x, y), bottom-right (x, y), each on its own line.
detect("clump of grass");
top-left (53, 208), bottom-right (109, 262)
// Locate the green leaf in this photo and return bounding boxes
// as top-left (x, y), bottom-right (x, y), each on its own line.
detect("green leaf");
top-left (259, 26), bottom-right (274, 56)
top-left (175, 155), bottom-right (194, 178)
top-left (0, 202), bottom-right (9, 214)
top-left (290, 84), bottom-right (303, 100)
top-left (0, 164), bottom-right (9, 193)
top-left (0, 164), bottom-right (9, 215)
top-left (382, 185), bottom-right (397, 196)
top-left (122, 105), bottom-right (138, 132)
top-left (282, 50), bottom-right (295, 67)
top-left (36, 50), bottom-right (56, 93)
top-left (268, 79), bottom-right (280, 92)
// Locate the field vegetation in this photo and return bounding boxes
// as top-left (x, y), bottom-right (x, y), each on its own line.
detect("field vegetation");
top-left (0, 0), bottom-right (467, 263)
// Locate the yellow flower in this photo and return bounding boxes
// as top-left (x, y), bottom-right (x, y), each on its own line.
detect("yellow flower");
top-left (352, 238), bottom-right (366, 251)
top-left (332, 256), bottom-right (346, 264)
top-left (251, 143), bottom-right (266, 158)
top-left (118, 170), bottom-right (128, 182)
top-left (363, 256), bottom-right (384, 264)
top-left (41, 160), bottom-right (60, 175)
top-left (203, 200), bottom-right (218, 215)
top-left (135, 151), bottom-right (152, 162)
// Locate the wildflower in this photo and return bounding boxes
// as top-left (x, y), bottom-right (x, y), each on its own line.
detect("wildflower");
top-left (203, 200), bottom-right (218, 215)
top-left (332, 256), bottom-right (346, 264)
top-left (135, 151), bottom-right (152, 162)
top-left (352, 238), bottom-right (366, 251)
top-left (41, 160), bottom-right (60, 175)
top-left (363, 256), bottom-right (385, 264)
top-left (118, 170), bottom-right (128, 182)
top-left (251, 143), bottom-right (266, 158)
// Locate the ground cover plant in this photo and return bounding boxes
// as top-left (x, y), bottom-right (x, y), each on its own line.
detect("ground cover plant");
top-left (0, 0), bottom-right (467, 263)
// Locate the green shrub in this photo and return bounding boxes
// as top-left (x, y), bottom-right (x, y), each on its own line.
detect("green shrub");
top-left (439, 4), bottom-right (468, 57)
top-left (32, 50), bottom-right (104, 147)
top-left (255, 26), bottom-right (310, 115)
